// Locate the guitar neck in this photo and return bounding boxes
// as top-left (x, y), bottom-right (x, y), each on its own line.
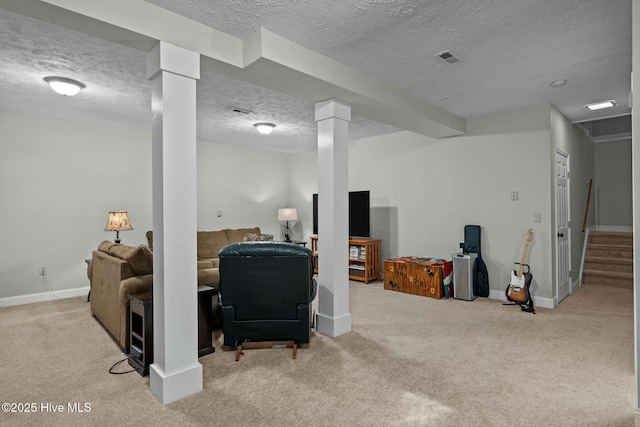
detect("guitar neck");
top-left (517, 240), bottom-right (530, 277)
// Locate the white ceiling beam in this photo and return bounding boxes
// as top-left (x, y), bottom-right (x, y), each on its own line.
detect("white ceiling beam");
top-left (39, 0), bottom-right (243, 67)
top-left (9, 0), bottom-right (466, 138)
top-left (238, 28), bottom-right (465, 138)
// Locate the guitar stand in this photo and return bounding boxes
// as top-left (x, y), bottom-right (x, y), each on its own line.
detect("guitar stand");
top-left (503, 263), bottom-right (536, 314)
top-left (503, 301), bottom-right (536, 314)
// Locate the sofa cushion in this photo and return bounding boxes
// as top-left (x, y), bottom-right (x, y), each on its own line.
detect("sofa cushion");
top-left (98, 240), bottom-right (117, 253)
top-left (197, 259), bottom-right (215, 269)
top-left (125, 246), bottom-right (153, 275)
top-left (226, 227), bottom-right (261, 244)
top-left (243, 233), bottom-right (274, 241)
top-left (145, 228), bottom-right (261, 259)
top-left (98, 240), bottom-right (153, 275)
top-left (197, 230), bottom-right (229, 260)
top-left (199, 258), bottom-right (220, 268)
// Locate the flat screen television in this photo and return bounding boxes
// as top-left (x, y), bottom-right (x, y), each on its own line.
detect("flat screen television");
top-left (312, 190), bottom-right (370, 238)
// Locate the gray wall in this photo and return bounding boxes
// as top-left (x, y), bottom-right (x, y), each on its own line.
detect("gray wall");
top-left (292, 104), bottom-right (594, 306)
top-left (0, 111), bottom-right (290, 302)
top-left (594, 138), bottom-right (632, 226)
top-left (1, 103), bottom-right (595, 308)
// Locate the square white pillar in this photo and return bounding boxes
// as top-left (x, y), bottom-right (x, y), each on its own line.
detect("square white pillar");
top-left (147, 41), bottom-right (202, 404)
top-left (315, 99), bottom-right (352, 337)
top-left (632, 0), bottom-right (640, 422)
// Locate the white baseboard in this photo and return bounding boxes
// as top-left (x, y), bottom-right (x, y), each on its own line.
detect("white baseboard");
top-left (571, 278), bottom-right (581, 293)
top-left (0, 287), bottom-right (90, 308)
top-left (488, 289), bottom-right (555, 309)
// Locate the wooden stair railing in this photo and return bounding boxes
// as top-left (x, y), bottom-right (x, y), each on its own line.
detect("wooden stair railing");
top-left (582, 179), bottom-right (593, 233)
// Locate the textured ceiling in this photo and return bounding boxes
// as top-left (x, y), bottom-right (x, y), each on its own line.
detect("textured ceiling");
top-left (0, 6), bottom-right (397, 153)
top-left (147, 0), bottom-right (632, 123)
top-left (0, 0), bottom-right (633, 152)
top-left (0, 8), bottom-right (149, 131)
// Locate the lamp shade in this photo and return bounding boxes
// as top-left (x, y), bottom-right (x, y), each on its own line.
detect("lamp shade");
top-left (104, 211), bottom-right (133, 231)
top-left (278, 208), bottom-right (297, 222)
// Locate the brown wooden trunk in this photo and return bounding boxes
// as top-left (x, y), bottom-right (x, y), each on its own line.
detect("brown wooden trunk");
top-left (384, 258), bottom-right (448, 299)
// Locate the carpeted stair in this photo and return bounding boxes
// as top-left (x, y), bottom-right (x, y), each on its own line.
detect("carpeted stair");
top-left (583, 231), bottom-right (633, 288)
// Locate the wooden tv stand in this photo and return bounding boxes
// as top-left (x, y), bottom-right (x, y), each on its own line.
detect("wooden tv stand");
top-left (310, 236), bottom-right (381, 283)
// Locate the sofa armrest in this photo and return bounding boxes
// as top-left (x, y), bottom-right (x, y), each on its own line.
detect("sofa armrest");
top-left (90, 250), bottom-right (127, 317)
top-left (90, 250), bottom-right (131, 350)
top-left (198, 259), bottom-right (219, 269)
top-left (118, 274), bottom-right (154, 307)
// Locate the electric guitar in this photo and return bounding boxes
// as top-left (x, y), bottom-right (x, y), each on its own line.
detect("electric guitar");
top-left (506, 228), bottom-right (533, 304)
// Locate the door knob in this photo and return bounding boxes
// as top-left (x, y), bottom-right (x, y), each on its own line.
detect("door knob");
top-left (557, 233), bottom-right (564, 238)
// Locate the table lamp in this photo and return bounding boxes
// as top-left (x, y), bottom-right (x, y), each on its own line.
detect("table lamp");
top-left (104, 211), bottom-right (133, 243)
top-left (278, 208), bottom-right (297, 242)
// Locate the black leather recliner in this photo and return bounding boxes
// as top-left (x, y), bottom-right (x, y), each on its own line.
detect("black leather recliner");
top-left (218, 242), bottom-right (317, 348)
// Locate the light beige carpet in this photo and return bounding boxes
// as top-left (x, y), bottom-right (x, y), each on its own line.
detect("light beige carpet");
top-left (0, 281), bottom-right (635, 426)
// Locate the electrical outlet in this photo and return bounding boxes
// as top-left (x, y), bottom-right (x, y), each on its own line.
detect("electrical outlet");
top-left (39, 266), bottom-right (47, 276)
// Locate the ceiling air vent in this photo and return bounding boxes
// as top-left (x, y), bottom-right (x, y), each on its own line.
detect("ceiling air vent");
top-left (434, 50), bottom-right (460, 65)
top-left (228, 106), bottom-right (253, 115)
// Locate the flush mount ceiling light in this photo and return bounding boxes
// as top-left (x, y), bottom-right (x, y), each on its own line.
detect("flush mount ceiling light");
top-left (43, 76), bottom-right (86, 96)
top-left (253, 122), bottom-right (276, 134)
top-left (584, 100), bottom-right (617, 111)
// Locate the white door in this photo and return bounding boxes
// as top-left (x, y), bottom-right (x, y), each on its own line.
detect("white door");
top-left (556, 149), bottom-right (571, 303)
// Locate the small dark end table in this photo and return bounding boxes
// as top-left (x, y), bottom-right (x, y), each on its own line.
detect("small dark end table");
top-left (128, 287), bottom-right (216, 376)
top-left (128, 291), bottom-right (153, 376)
top-left (198, 285), bottom-right (216, 357)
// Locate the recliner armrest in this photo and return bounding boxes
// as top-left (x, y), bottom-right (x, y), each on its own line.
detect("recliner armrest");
top-left (309, 278), bottom-right (317, 303)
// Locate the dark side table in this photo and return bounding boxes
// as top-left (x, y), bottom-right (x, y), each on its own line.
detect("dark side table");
top-left (128, 291), bottom-right (153, 376)
top-left (128, 286), bottom-right (217, 376)
top-left (198, 285), bottom-right (216, 357)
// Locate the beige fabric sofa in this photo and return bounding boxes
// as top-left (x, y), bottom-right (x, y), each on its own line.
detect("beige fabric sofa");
top-left (88, 227), bottom-right (261, 351)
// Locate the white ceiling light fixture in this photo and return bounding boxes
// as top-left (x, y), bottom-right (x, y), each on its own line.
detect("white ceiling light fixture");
top-left (253, 122), bottom-right (276, 134)
top-left (43, 76), bottom-right (86, 96)
top-left (584, 100), bottom-right (617, 111)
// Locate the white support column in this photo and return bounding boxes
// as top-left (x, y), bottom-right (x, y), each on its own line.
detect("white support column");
top-left (147, 41), bottom-right (202, 404)
top-left (315, 99), bottom-right (352, 337)
top-left (632, 1), bottom-right (640, 424)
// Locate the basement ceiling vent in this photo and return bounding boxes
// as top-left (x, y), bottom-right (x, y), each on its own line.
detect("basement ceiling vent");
top-left (434, 50), bottom-right (461, 65)
top-left (228, 106), bottom-right (253, 115)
